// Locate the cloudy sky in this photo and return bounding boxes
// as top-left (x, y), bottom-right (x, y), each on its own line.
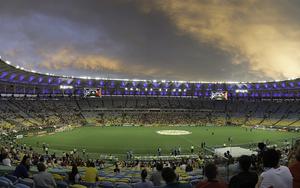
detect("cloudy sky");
top-left (0, 0), bottom-right (300, 82)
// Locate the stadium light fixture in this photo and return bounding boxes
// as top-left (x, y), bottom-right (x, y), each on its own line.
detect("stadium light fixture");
top-left (235, 89), bottom-right (248, 93)
top-left (60, 85), bottom-right (73, 89)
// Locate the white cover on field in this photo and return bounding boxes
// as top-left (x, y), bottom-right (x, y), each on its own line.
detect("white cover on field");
top-left (214, 147), bottom-right (257, 158)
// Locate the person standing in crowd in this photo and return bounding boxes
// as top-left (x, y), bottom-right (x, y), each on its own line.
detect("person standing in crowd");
top-left (196, 163), bottom-right (227, 188)
top-left (114, 163), bottom-right (120, 174)
top-left (256, 149), bottom-right (293, 188)
top-left (134, 169), bottom-right (154, 188)
top-left (191, 145), bottom-right (194, 154)
top-left (0, 147), bottom-right (6, 162)
top-left (158, 147), bottom-right (162, 156)
top-left (185, 163), bottom-right (193, 173)
top-left (1, 152), bottom-right (11, 166)
top-left (126, 151), bottom-right (130, 160)
top-left (150, 163), bottom-right (164, 186)
top-left (162, 167), bottom-right (192, 188)
top-left (289, 146), bottom-right (300, 188)
top-left (68, 164), bottom-right (81, 184)
top-left (33, 162), bottom-right (56, 188)
top-left (84, 161), bottom-right (98, 184)
top-left (14, 155), bottom-right (31, 178)
top-left (229, 155), bottom-right (258, 188)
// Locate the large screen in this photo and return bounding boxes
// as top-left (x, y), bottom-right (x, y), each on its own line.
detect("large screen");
top-left (210, 91), bottom-right (228, 100)
top-left (84, 88), bottom-right (102, 98)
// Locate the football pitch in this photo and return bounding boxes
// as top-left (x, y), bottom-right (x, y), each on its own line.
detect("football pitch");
top-left (19, 126), bottom-right (299, 155)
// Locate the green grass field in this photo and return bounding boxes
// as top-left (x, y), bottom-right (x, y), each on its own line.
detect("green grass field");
top-left (19, 126), bottom-right (300, 155)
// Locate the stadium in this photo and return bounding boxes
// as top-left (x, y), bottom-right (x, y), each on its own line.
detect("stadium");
top-left (1, 1), bottom-right (300, 188)
top-left (1, 56), bottom-right (300, 187)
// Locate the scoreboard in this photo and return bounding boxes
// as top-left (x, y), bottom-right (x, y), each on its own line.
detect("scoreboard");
top-left (210, 91), bottom-right (228, 100)
top-left (84, 88), bottom-right (102, 98)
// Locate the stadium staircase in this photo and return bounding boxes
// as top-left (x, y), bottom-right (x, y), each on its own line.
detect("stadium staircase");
top-left (75, 100), bottom-right (88, 124)
top-left (0, 113), bottom-right (23, 128)
top-left (7, 100), bottom-right (41, 126)
top-left (273, 104), bottom-right (294, 126)
top-left (273, 114), bottom-right (289, 126)
top-left (2, 103), bottom-right (37, 128)
top-left (288, 118), bottom-right (300, 126)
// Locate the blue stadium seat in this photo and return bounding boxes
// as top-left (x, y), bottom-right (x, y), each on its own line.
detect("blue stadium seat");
top-left (56, 180), bottom-right (69, 188)
top-left (17, 178), bottom-right (34, 187)
top-left (0, 176), bottom-right (13, 187)
top-left (190, 179), bottom-right (200, 186)
top-left (115, 182), bottom-right (131, 188)
top-left (5, 174), bottom-right (18, 183)
top-left (0, 179), bottom-right (10, 188)
top-left (80, 181), bottom-right (98, 188)
top-left (13, 183), bottom-right (31, 188)
top-left (101, 181), bottom-right (114, 188)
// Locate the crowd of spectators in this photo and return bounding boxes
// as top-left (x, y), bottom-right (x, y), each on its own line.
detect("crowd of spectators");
top-left (0, 98), bottom-right (299, 134)
top-left (0, 139), bottom-right (300, 187)
top-left (0, 98), bottom-right (299, 187)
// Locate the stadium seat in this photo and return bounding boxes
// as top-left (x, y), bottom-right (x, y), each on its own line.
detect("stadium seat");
top-left (115, 182), bottom-right (131, 188)
top-left (53, 173), bottom-right (65, 181)
top-left (13, 183), bottom-right (31, 188)
top-left (0, 176), bottom-right (13, 187)
top-left (69, 184), bottom-right (87, 188)
top-left (17, 178), bottom-right (34, 187)
top-left (130, 178), bottom-right (140, 183)
top-left (56, 180), bottom-right (69, 188)
top-left (0, 179), bottom-right (10, 188)
top-left (100, 181), bottom-right (114, 188)
top-left (190, 179), bottom-right (200, 186)
top-left (80, 181), bottom-right (98, 188)
top-left (5, 174), bottom-right (18, 183)
top-left (116, 178), bottom-right (130, 183)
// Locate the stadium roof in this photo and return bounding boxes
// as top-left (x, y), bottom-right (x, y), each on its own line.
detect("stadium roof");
top-left (0, 58), bottom-right (300, 99)
top-left (0, 58), bottom-right (299, 86)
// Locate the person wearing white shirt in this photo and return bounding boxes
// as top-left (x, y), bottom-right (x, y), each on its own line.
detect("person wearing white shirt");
top-left (2, 153), bottom-right (11, 167)
top-left (256, 149), bottom-right (293, 188)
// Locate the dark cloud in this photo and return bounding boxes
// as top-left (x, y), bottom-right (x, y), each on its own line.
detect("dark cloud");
top-left (0, 0), bottom-right (299, 82)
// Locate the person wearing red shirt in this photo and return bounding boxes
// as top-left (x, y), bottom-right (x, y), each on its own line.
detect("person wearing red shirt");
top-left (289, 146), bottom-right (300, 188)
top-left (196, 163), bottom-right (227, 188)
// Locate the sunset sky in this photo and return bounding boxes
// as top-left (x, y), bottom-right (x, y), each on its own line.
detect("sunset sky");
top-left (0, 0), bottom-right (300, 82)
